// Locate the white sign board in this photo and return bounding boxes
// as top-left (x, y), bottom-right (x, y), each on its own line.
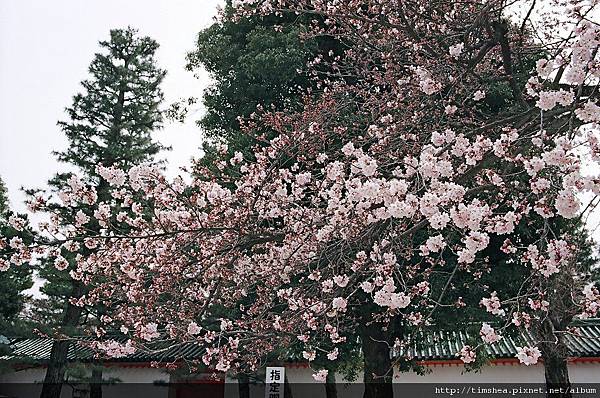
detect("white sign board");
top-left (265, 366), bottom-right (285, 398)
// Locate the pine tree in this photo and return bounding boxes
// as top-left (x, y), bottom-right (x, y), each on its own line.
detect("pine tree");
top-left (35, 27), bottom-right (166, 398)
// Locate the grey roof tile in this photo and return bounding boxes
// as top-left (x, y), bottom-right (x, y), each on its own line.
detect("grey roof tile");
top-left (3, 320), bottom-right (600, 363)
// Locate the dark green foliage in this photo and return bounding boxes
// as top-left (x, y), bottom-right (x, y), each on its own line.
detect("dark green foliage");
top-left (0, 177), bottom-right (34, 338)
top-left (186, 5), bottom-right (317, 143)
top-left (31, 27), bottom-right (167, 328)
top-left (0, 180), bottom-right (7, 215)
top-left (56, 27), bottom-right (166, 175)
top-left (186, 2), bottom-right (346, 180)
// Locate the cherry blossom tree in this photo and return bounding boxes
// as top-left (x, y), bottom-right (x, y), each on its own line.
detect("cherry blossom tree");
top-left (2, 1), bottom-right (600, 397)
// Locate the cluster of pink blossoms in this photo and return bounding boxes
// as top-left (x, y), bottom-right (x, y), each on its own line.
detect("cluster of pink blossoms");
top-left (516, 346), bottom-right (543, 366)
top-left (96, 340), bottom-right (136, 358)
top-left (480, 323), bottom-right (501, 344)
top-left (459, 346), bottom-right (477, 364)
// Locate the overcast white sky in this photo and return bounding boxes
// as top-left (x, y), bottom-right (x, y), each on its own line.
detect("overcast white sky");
top-left (0, 0), bottom-right (223, 213)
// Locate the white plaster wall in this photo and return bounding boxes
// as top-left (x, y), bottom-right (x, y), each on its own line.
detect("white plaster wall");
top-left (0, 368), bottom-right (51, 398)
top-left (567, 362), bottom-right (600, 383)
top-left (101, 368), bottom-right (170, 398)
top-left (223, 368), bottom-right (348, 398)
top-left (0, 366), bottom-right (169, 384)
top-left (102, 366), bottom-right (170, 383)
top-left (394, 363), bottom-right (545, 383)
top-left (0, 367), bottom-right (47, 383)
top-left (0, 366), bottom-right (171, 398)
top-left (394, 362), bottom-right (600, 383)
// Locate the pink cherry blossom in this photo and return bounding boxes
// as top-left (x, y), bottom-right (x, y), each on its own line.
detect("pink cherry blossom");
top-left (480, 323), bottom-right (501, 343)
top-left (555, 189), bottom-right (580, 218)
top-left (480, 292), bottom-right (504, 316)
top-left (448, 43), bottom-right (464, 59)
top-left (581, 283), bottom-right (600, 318)
top-left (8, 215), bottom-right (26, 232)
top-left (332, 297), bottom-right (348, 312)
top-left (97, 340), bottom-right (136, 358)
top-left (516, 346), bottom-right (542, 366)
top-left (327, 347), bottom-right (339, 361)
top-left (444, 105), bottom-right (457, 115)
top-left (333, 275), bottom-right (349, 287)
top-left (536, 59), bottom-right (554, 78)
top-left (459, 345), bottom-right (476, 364)
top-left (96, 165), bottom-right (126, 187)
top-left (139, 323), bottom-right (160, 341)
top-left (575, 101), bottom-right (600, 123)
top-left (312, 369), bottom-right (328, 382)
top-left (187, 321), bottom-right (202, 335)
top-left (54, 256), bottom-right (69, 271)
top-left (473, 90), bottom-right (486, 101)
top-left (536, 90), bottom-right (574, 111)
top-left (303, 350), bottom-right (316, 361)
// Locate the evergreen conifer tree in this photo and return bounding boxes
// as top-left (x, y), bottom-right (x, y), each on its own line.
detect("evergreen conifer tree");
top-left (34, 27), bottom-right (166, 398)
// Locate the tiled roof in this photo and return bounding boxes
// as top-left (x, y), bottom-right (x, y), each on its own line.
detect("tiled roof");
top-left (0, 337), bottom-right (208, 363)
top-left (396, 321), bottom-right (600, 360)
top-left (3, 320), bottom-right (600, 364)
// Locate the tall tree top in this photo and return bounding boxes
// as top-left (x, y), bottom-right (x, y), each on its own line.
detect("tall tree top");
top-left (55, 27), bottom-right (167, 178)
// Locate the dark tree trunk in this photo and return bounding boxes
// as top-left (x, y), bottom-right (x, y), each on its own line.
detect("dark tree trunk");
top-left (238, 373), bottom-right (250, 398)
top-left (536, 317), bottom-right (572, 398)
top-left (325, 368), bottom-right (337, 398)
top-left (90, 367), bottom-right (103, 398)
top-left (40, 281), bottom-right (84, 398)
top-left (39, 339), bottom-right (71, 398)
top-left (283, 372), bottom-right (293, 398)
top-left (537, 318), bottom-right (572, 398)
top-left (542, 352), bottom-right (571, 398)
top-left (361, 322), bottom-right (393, 398)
